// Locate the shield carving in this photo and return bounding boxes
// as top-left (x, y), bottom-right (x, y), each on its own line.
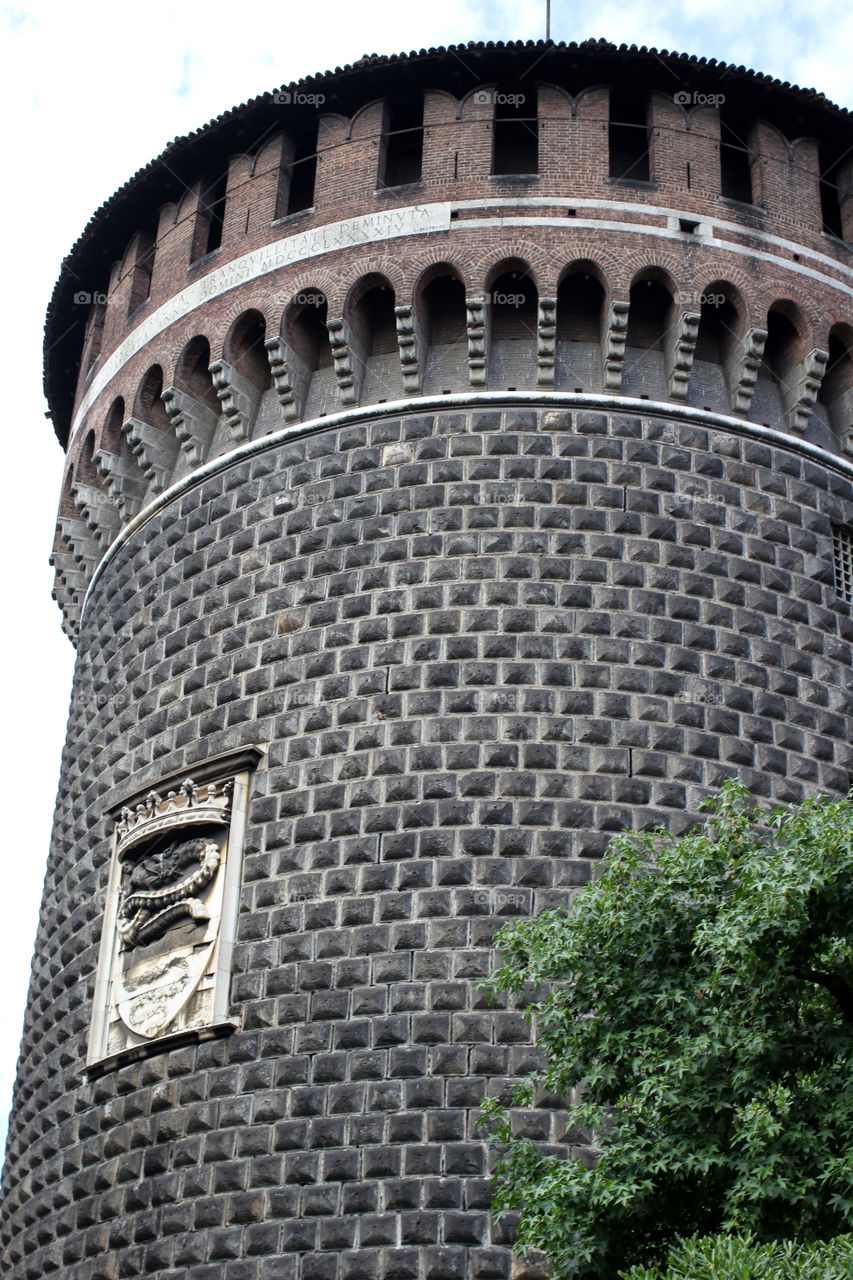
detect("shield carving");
top-left (115, 939), bottom-right (216, 1039)
top-left (113, 831), bottom-right (227, 1040)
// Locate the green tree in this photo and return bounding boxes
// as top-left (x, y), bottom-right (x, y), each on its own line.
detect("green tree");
top-left (480, 782), bottom-right (853, 1278)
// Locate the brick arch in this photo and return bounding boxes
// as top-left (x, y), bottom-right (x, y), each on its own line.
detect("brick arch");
top-left (173, 333), bottom-right (219, 408)
top-left (558, 257), bottom-right (615, 307)
top-left (343, 271), bottom-right (397, 321)
top-left (211, 300), bottom-right (276, 365)
top-left (630, 262), bottom-right (680, 299)
top-left (766, 296), bottom-right (813, 359)
top-left (222, 309), bottom-right (271, 390)
top-left (99, 396), bottom-right (126, 454)
top-left (133, 364), bottom-right (169, 423)
top-left (271, 268), bottom-right (339, 327)
top-left (457, 84), bottom-right (496, 119)
top-left (402, 248), bottom-right (475, 299)
top-left (694, 270), bottom-right (759, 329)
top-left (280, 283), bottom-right (330, 332)
top-left (468, 242), bottom-right (548, 295)
top-left (347, 98), bottom-right (385, 141)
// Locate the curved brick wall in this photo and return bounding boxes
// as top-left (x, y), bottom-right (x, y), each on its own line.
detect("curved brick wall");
top-left (4, 401), bottom-right (853, 1277)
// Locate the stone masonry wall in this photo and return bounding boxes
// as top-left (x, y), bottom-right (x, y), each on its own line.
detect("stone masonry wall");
top-left (4, 403), bottom-right (853, 1279)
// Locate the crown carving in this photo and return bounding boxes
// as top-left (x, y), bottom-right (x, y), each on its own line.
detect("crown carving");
top-left (116, 777), bottom-right (233, 859)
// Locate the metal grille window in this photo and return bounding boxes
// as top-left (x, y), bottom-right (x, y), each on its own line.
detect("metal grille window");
top-left (833, 524), bottom-right (853, 603)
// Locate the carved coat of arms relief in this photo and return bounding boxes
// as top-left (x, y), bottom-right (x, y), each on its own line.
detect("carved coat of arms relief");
top-left (88, 759), bottom-right (257, 1071)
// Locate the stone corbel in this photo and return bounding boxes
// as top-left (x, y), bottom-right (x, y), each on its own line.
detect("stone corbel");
top-left (782, 348), bottom-right (828, 433)
top-left (49, 548), bottom-right (88, 599)
top-left (93, 447), bottom-right (147, 523)
top-left (465, 295), bottom-right (488, 388)
top-left (70, 481), bottom-right (120, 549)
top-left (326, 317), bottom-right (362, 406)
top-left (123, 416), bottom-right (180, 495)
top-left (394, 304), bottom-right (421, 396)
top-left (666, 311), bottom-right (700, 402)
top-left (730, 328), bottom-right (767, 417)
top-left (56, 516), bottom-right (101, 569)
top-left (162, 387), bottom-right (219, 466)
top-left (264, 337), bottom-right (308, 423)
top-left (603, 300), bottom-right (629, 390)
top-left (209, 360), bottom-right (262, 444)
top-left (537, 297), bottom-right (557, 388)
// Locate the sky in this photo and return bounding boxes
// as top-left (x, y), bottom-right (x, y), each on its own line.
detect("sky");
top-left (1, 0), bottom-right (851, 1162)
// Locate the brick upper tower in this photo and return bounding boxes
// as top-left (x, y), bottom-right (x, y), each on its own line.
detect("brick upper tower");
top-left (4, 37), bottom-right (853, 1280)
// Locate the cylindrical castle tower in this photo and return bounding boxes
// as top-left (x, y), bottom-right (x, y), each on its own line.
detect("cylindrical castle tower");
top-left (4, 37), bottom-right (853, 1279)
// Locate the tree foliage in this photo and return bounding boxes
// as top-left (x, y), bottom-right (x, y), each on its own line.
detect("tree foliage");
top-left (479, 782), bottom-right (853, 1278)
top-left (621, 1232), bottom-right (853, 1280)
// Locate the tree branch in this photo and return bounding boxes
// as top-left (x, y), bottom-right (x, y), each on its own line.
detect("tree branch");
top-left (802, 969), bottom-right (853, 1023)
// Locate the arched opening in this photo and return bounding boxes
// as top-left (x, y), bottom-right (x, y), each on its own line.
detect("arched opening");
top-left (818, 327), bottom-right (853, 447)
top-left (284, 290), bottom-right (336, 418)
top-left (487, 261), bottom-right (538, 390)
top-left (175, 336), bottom-right (219, 410)
top-left (101, 397), bottom-right (126, 453)
top-left (131, 365), bottom-right (180, 493)
top-left (136, 365), bottom-right (172, 432)
top-left (751, 302), bottom-right (804, 425)
top-left (623, 273), bottom-right (675, 398)
top-left (555, 265), bottom-right (606, 393)
top-left (417, 268), bottom-right (468, 394)
top-left (688, 283), bottom-right (742, 410)
top-left (348, 276), bottom-right (399, 403)
top-left (76, 430), bottom-right (99, 486)
top-left (225, 311), bottom-right (271, 392)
